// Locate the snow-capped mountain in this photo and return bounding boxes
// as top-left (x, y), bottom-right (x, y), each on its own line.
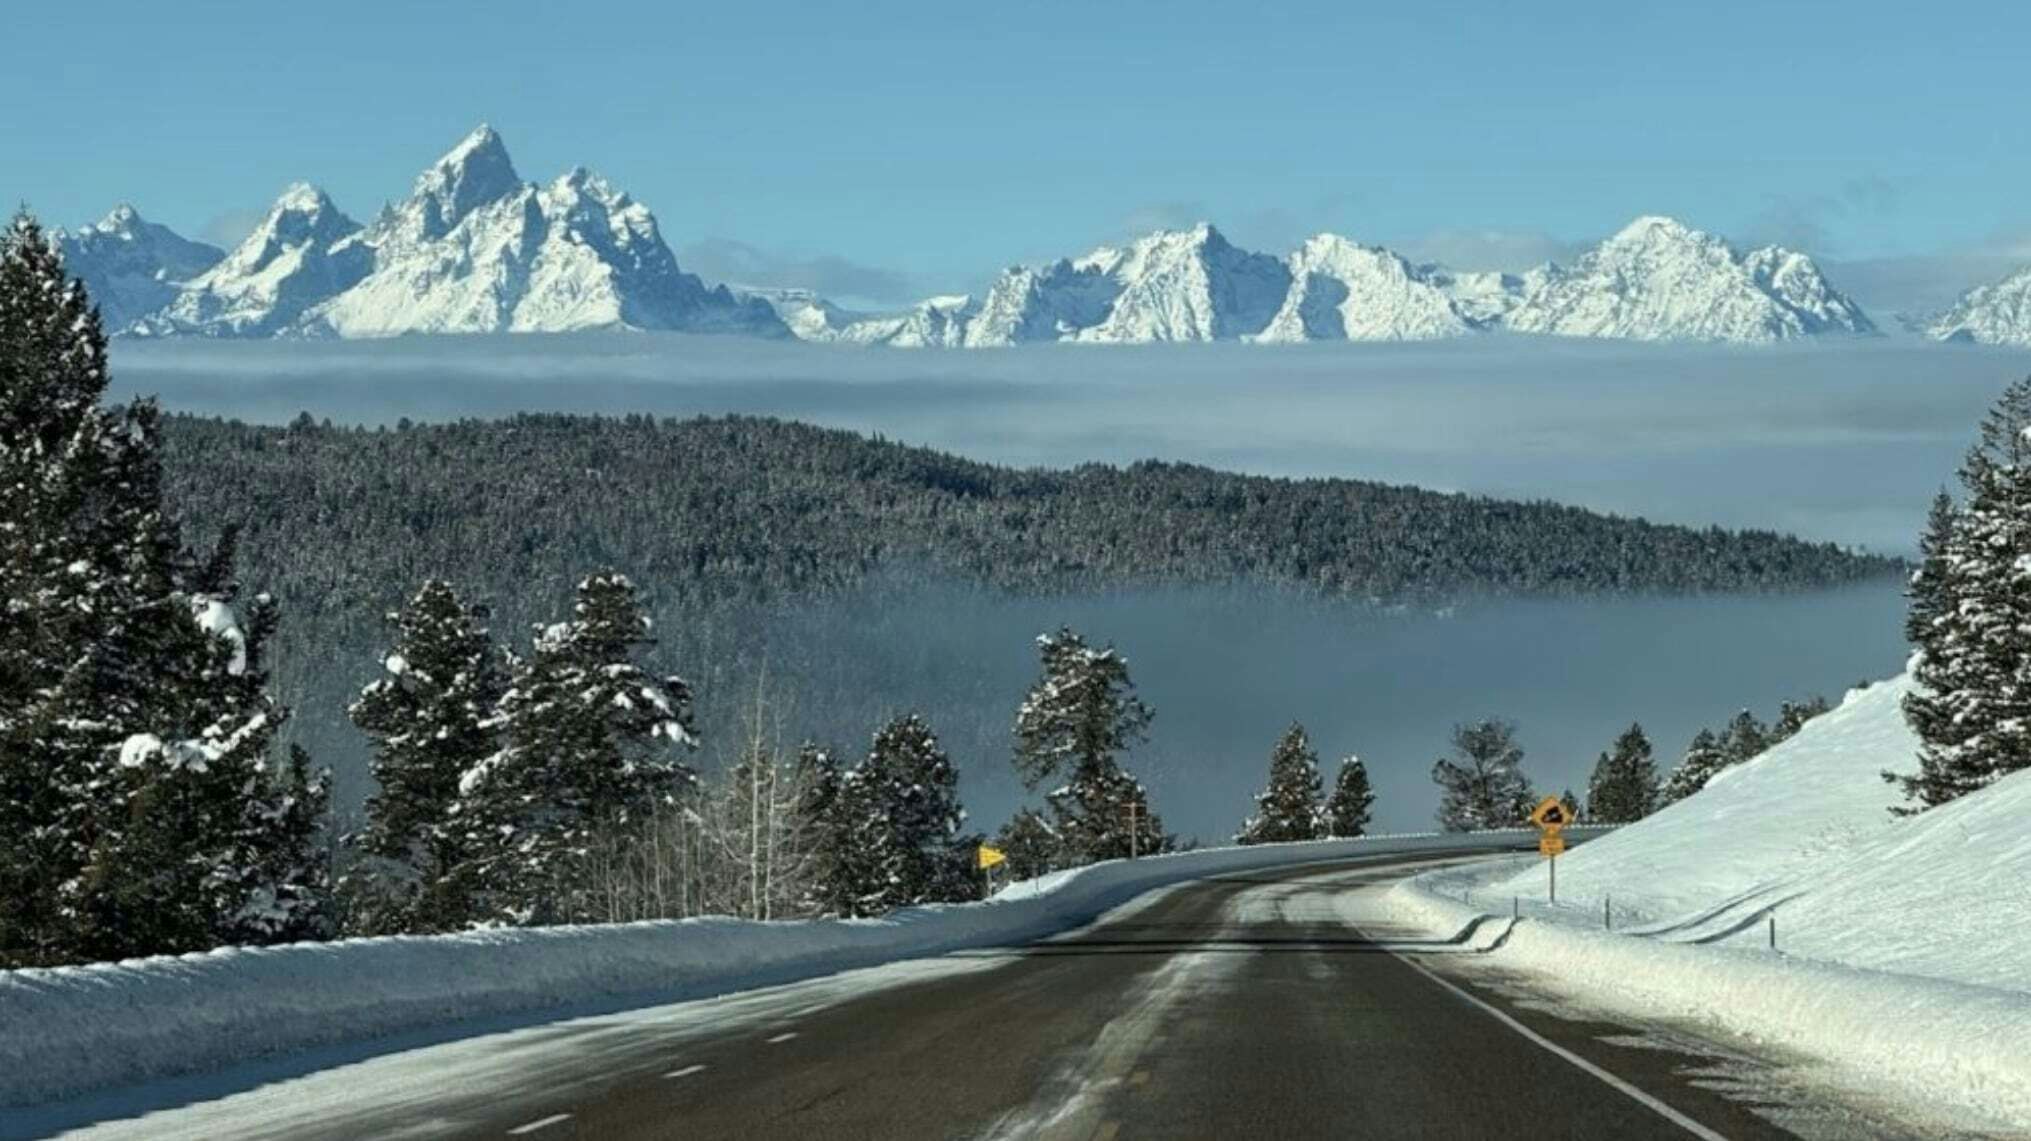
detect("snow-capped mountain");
top-left (817, 216), bottom-right (1870, 348)
top-left (1499, 216), bottom-right (1874, 342)
top-left (136, 184), bottom-right (371, 338)
top-left (747, 288), bottom-right (973, 346)
top-left (1253, 234), bottom-right (1473, 342)
top-left (955, 224), bottom-right (1291, 346)
top-left (69, 138), bottom-right (1883, 348)
top-left (123, 126), bottom-right (783, 339)
top-left (56, 206), bottom-right (223, 331)
top-left (1925, 266), bottom-right (2031, 346)
top-left (300, 127), bottom-right (784, 337)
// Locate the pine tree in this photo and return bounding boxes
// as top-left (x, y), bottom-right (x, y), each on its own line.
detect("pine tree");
top-left (346, 580), bottom-right (508, 933)
top-left (1323, 756), bottom-right (1374, 838)
top-left (1584, 723), bottom-right (1658, 823)
top-left (1892, 383), bottom-right (2031, 810)
top-left (1050, 762), bottom-right (1172, 862)
top-left (1660, 728), bottom-right (1732, 804)
top-left (854, 714), bottom-right (971, 911)
top-left (1773, 696), bottom-right (1832, 742)
top-left (1012, 627), bottom-right (1162, 863)
top-left (1718, 709), bottom-right (1771, 762)
top-left (1, 214), bottom-right (330, 964)
top-left (793, 744), bottom-right (859, 917)
top-left (1236, 723), bottom-right (1325, 845)
top-left (457, 572), bottom-right (698, 924)
top-left (1430, 719), bottom-right (1534, 832)
top-left (994, 808), bottom-right (1060, 879)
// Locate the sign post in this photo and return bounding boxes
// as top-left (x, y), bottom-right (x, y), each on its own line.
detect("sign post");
top-left (1527, 795), bottom-right (1574, 904)
top-left (977, 843), bottom-right (1006, 900)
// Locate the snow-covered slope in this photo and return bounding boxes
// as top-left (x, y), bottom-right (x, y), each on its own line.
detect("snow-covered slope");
top-left (1253, 234), bottom-right (1472, 342)
top-left (1493, 674), bottom-right (1912, 922)
top-left (135, 184), bottom-right (371, 338)
top-left (1502, 216), bottom-right (1875, 342)
top-left (1482, 668), bottom-right (2031, 995)
top-left (55, 206), bottom-right (223, 332)
top-left (300, 127), bottom-right (785, 338)
top-left (1926, 266), bottom-right (2031, 346)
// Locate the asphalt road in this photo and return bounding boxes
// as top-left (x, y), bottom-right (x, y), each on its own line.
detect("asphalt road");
top-left (56, 853), bottom-right (1903, 1141)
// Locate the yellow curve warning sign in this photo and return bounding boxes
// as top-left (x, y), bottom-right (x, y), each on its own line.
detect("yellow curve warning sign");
top-left (1528, 796), bottom-right (1574, 830)
top-left (977, 844), bottom-right (1007, 870)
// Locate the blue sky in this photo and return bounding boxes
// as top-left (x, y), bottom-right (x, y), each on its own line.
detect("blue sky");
top-left (8, 0), bottom-right (2029, 308)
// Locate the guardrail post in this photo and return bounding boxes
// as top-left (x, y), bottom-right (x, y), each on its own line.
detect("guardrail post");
top-left (1604, 896), bottom-right (1611, 930)
top-left (1768, 914), bottom-right (1777, 951)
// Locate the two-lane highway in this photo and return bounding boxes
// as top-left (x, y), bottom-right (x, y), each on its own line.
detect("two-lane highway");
top-left (51, 854), bottom-right (1915, 1140)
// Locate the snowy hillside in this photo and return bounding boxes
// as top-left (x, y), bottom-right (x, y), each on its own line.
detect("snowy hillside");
top-left (55, 206), bottom-right (223, 332)
top-left (1492, 674), bottom-right (1911, 920)
top-left (1501, 216), bottom-right (1876, 343)
top-left (1482, 668), bottom-right (2031, 993)
top-left (124, 127), bottom-right (784, 339)
top-left (1926, 266), bottom-right (2031, 346)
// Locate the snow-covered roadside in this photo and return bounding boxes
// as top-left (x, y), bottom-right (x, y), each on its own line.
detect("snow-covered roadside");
top-left (0, 828), bottom-right (1584, 1109)
top-left (1384, 876), bottom-right (2031, 1131)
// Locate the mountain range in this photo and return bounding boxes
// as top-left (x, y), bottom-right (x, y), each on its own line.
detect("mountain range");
top-left (48, 124), bottom-right (2031, 348)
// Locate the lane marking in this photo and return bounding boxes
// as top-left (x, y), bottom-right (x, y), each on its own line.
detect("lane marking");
top-left (765, 1031), bottom-right (799, 1043)
top-left (506, 1113), bottom-right (572, 1135)
top-left (1387, 951), bottom-right (1729, 1141)
top-left (664, 1064), bottom-right (707, 1079)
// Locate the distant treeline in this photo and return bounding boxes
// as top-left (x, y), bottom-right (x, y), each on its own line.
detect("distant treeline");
top-left (159, 411), bottom-right (1897, 623)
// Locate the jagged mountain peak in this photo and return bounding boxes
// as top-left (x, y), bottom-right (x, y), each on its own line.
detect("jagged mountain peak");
top-left (410, 123), bottom-right (524, 237)
top-left (1926, 265), bottom-right (2031, 346)
top-left (55, 205), bottom-right (224, 332)
top-left (89, 203), bottom-right (146, 233)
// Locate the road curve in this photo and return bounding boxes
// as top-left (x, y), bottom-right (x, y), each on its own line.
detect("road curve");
top-left (53, 853), bottom-right (1875, 1140)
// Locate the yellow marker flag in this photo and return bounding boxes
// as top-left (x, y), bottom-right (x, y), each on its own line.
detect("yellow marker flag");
top-left (978, 844), bottom-right (1007, 870)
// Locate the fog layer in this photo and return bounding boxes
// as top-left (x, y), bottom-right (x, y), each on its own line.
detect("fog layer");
top-left (112, 335), bottom-right (2031, 554)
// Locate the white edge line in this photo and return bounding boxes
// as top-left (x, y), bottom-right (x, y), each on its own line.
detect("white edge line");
top-left (506, 1112), bottom-right (573, 1135)
top-left (1385, 945), bottom-right (1730, 1141)
top-left (765, 1031), bottom-right (799, 1043)
top-left (665, 1064), bottom-right (708, 1078)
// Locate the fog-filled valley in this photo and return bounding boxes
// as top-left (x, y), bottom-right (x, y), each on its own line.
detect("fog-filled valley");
top-left (114, 335), bottom-right (1963, 839)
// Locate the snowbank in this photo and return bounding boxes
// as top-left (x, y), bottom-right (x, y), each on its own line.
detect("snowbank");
top-left (0, 827), bottom-right (1590, 1108)
top-left (1389, 671), bottom-right (2031, 1127)
top-left (1388, 881), bottom-right (2031, 1130)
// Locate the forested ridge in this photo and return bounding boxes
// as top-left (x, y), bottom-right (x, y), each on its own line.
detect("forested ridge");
top-left (160, 411), bottom-right (1896, 624)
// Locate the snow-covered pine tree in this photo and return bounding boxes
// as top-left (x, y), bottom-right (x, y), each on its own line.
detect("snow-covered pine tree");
top-left (346, 579), bottom-right (508, 933)
top-left (1895, 378), bottom-right (2031, 809)
top-left (457, 571), bottom-right (698, 925)
top-left (1773, 696), bottom-right (1832, 742)
top-left (1718, 709), bottom-right (1771, 763)
top-left (0, 215), bottom-right (330, 964)
top-left (1430, 719), bottom-right (1534, 832)
top-left (853, 713), bottom-right (970, 911)
top-left (1012, 627), bottom-right (1162, 863)
top-left (790, 743), bottom-right (859, 917)
top-left (1660, 728), bottom-right (1731, 804)
top-left (1323, 756), bottom-right (1374, 838)
top-left (994, 807), bottom-right (1060, 879)
top-left (1583, 723), bottom-right (1658, 823)
top-left (1235, 723), bottom-right (1325, 845)
top-left (1049, 760), bottom-right (1172, 862)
